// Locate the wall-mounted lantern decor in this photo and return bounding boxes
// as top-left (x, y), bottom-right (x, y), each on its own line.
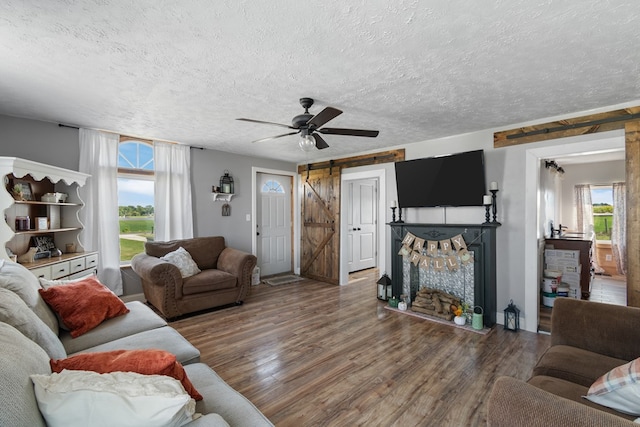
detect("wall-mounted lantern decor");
top-left (220, 170), bottom-right (234, 194)
top-left (222, 203), bottom-right (231, 216)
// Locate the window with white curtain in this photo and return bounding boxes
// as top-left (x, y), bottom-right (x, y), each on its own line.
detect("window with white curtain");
top-left (118, 138), bottom-right (155, 263)
top-left (591, 185), bottom-right (613, 242)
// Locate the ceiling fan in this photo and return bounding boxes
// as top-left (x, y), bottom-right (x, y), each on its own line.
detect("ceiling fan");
top-left (236, 97), bottom-right (379, 151)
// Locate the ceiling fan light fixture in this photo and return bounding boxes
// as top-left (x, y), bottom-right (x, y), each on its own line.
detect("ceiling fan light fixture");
top-left (299, 134), bottom-right (316, 152)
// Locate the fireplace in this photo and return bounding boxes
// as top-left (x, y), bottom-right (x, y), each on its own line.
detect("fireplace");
top-left (389, 223), bottom-right (499, 327)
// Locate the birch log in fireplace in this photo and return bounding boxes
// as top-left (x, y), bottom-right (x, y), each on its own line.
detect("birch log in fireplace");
top-left (389, 223), bottom-right (499, 327)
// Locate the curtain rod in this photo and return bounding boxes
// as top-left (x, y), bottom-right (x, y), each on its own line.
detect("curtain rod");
top-left (58, 123), bottom-right (193, 147)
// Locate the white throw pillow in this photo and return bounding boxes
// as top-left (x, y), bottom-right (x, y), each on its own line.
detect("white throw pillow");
top-left (31, 370), bottom-right (199, 427)
top-left (39, 273), bottom-right (97, 290)
top-left (585, 357), bottom-right (640, 416)
top-left (160, 247), bottom-right (201, 278)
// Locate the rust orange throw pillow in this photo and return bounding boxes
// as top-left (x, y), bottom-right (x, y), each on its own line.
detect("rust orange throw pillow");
top-left (38, 276), bottom-right (129, 338)
top-left (50, 349), bottom-right (202, 400)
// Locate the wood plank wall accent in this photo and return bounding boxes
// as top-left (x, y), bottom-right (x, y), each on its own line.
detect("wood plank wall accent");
top-left (494, 107), bottom-right (640, 147)
top-left (494, 108), bottom-right (639, 308)
top-left (298, 149), bottom-right (405, 284)
top-left (625, 121), bottom-right (640, 307)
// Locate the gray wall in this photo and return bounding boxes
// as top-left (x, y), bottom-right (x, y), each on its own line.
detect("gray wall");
top-left (0, 115), bottom-right (80, 169)
top-left (0, 114), bottom-right (296, 295)
top-left (191, 148), bottom-right (296, 253)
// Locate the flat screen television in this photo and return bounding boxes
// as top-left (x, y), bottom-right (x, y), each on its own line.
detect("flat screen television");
top-left (395, 149), bottom-right (486, 208)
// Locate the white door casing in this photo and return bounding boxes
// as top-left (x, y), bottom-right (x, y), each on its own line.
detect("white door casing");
top-left (257, 173), bottom-right (292, 276)
top-left (347, 178), bottom-right (378, 272)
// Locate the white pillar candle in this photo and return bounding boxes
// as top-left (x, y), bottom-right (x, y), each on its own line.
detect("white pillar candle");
top-left (490, 181), bottom-right (499, 191)
top-left (390, 200), bottom-right (397, 208)
top-left (483, 195), bottom-right (492, 205)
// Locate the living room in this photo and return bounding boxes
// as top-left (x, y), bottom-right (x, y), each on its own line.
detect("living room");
top-left (1, 2), bottom-right (640, 426)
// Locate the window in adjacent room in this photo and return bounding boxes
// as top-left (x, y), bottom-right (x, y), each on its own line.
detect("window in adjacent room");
top-left (591, 185), bottom-right (613, 241)
top-left (118, 137), bottom-right (155, 263)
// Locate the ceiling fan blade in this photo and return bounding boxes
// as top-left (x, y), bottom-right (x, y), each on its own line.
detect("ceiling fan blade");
top-left (251, 131), bottom-right (299, 144)
top-left (312, 133), bottom-right (330, 150)
top-left (318, 128), bottom-right (379, 138)
top-left (307, 107), bottom-right (343, 128)
top-left (236, 118), bottom-right (295, 129)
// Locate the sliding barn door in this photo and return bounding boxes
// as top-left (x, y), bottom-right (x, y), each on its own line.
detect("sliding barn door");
top-left (301, 167), bottom-right (341, 284)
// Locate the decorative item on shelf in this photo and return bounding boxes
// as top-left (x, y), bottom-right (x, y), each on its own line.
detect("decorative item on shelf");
top-left (376, 273), bottom-right (392, 301)
top-left (12, 180), bottom-right (33, 201)
top-left (6, 247), bottom-right (17, 263)
top-left (453, 301), bottom-right (469, 325)
top-left (15, 216), bottom-right (30, 231)
top-left (17, 247), bottom-right (38, 264)
top-left (490, 182), bottom-right (501, 225)
top-left (397, 207), bottom-right (404, 223)
top-left (219, 170), bottom-right (234, 194)
top-left (472, 306), bottom-right (484, 330)
top-left (222, 203), bottom-right (231, 216)
top-left (482, 194), bottom-right (492, 224)
top-left (65, 243), bottom-right (76, 254)
top-left (398, 294), bottom-right (407, 311)
top-left (211, 186), bottom-right (220, 193)
top-left (41, 192), bottom-right (68, 203)
top-left (31, 235), bottom-right (56, 259)
top-left (390, 200), bottom-right (398, 223)
top-left (503, 299), bottom-right (520, 332)
top-left (388, 296), bottom-right (399, 308)
top-left (36, 217), bottom-right (48, 231)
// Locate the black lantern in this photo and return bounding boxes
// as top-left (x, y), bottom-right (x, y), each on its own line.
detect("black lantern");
top-left (220, 170), bottom-right (234, 194)
top-left (503, 299), bottom-right (520, 332)
top-left (377, 273), bottom-right (392, 301)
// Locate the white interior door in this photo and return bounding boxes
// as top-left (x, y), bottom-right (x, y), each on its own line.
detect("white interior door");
top-left (257, 173), bottom-right (292, 276)
top-left (347, 179), bottom-right (378, 273)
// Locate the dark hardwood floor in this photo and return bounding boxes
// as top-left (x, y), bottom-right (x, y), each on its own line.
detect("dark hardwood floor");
top-left (172, 273), bottom-right (550, 426)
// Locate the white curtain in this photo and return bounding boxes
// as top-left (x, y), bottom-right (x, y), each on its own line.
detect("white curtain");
top-left (154, 141), bottom-right (193, 241)
top-left (574, 184), bottom-right (602, 274)
top-left (612, 182), bottom-right (627, 275)
top-left (78, 129), bottom-right (123, 295)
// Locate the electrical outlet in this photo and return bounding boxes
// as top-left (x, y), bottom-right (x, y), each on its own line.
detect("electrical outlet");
top-left (605, 254), bottom-right (612, 261)
top-left (245, 214), bottom-right (251, 222)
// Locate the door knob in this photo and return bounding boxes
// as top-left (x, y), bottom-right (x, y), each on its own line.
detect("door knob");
top-left (357, 227), bottom-right (361, 231)
top-left (352, 228), bottom-right (357, 231)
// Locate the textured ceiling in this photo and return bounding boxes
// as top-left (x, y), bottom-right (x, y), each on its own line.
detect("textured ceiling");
top-left (1, 1), bottom-right (639, 163)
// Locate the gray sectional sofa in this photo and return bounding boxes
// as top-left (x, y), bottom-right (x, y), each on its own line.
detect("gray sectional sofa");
top-left (0, 259), bottom-right (273, 427)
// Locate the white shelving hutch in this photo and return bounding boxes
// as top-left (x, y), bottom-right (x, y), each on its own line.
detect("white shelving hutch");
top-left (0, 157), bottom-right (98, 279)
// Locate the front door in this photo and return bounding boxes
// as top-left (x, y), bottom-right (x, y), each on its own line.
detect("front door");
top-left (257, 173), bottom-right (292, 277)
top-left (347, 179), bottom-right (377, 272)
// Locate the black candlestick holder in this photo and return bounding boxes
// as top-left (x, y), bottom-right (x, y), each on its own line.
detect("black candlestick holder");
top-left (391, 207), bottom-right (397, 223)
top-left (397, 207), bottom-right (404, 223)
top-left (483, 204), bottom-right (491, 224)
top-left (491, 189), bottom-right (501, 225)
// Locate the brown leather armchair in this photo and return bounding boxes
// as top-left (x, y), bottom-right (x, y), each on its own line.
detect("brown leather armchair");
top-left (131, 236), bottom-right (257, 319)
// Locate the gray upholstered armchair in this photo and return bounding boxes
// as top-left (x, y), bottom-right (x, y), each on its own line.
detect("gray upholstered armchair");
top-left (131, 236), bottom-right (257, 319)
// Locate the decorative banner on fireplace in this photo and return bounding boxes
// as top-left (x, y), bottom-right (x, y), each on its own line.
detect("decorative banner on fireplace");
top-left (402, 232), bottom-right (416, 246)
top-left (402, 232), bottom-right (474, 272)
